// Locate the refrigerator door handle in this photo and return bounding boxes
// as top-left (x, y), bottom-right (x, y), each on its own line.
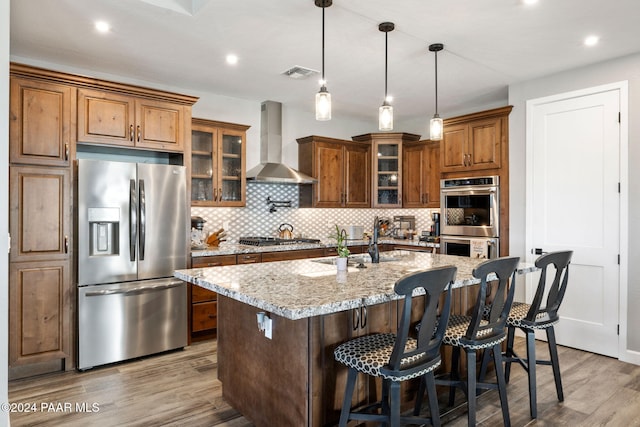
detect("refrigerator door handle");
top-left (139, 179), bottom-right (146, 260)
top-left (129, 179), bottom-right (137, 262)
top-left (84, 280), bottom-right (184, 297)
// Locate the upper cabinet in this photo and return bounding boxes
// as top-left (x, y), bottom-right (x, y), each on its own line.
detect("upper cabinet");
top-left (9, 77), bottom-right (73, 166)
top-left (297, 136), bottom-right (371, 208)
top-left (190, 118), bottom-right (250, 207)
top-left (441, 106), bottom-right (513, 173)
top-left (352, 133), bottom-right (420, 208)
top-left (77, 88), bottom-right (187, 152)
top-left (403, 139), bottom-right (440, 208)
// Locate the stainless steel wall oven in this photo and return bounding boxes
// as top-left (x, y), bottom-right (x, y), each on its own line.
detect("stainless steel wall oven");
top-left (440, 176), bottom-right (500, 259)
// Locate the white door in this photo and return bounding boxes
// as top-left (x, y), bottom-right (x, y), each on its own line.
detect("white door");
top-left (526, 85), bottom-right (621, 357)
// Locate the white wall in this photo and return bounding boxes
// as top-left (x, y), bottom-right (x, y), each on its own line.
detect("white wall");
top-left (509, 52), bottom-right (640, 354)
top-left (1, 0), bottom-right (10, 425)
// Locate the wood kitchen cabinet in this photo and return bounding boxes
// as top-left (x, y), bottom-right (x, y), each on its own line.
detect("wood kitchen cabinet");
top-left (9, 260), bottom-right (71, 366)
top-left (297, 135), bottom-right (371, 208)
top-left (77, 88), bottom-right (188, 152)
top-left (440, 105), bottom-right (513, 256)
top-left (9, 166), bottom-right (71, 263)
top-left (190, 118), bottom-right (250, 207)
top-left (261, 248), bottom-right (326, 262)
top-left (8, 165), bottom-right (72, 375)
top-left (190, 254), bottom-right (236, 341)
top-left (352, 132), bottom-right (420, 208)
top-left (403, 139), bottom-right (440, 208)
top-left (440, 106), bottom-right (512, 173)
top-left (9, 77), bottom-right (74, 166)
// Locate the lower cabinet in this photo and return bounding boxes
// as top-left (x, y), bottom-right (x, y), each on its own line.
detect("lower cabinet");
top-left (190, 254), bottom-right (236, 341)
top-left (9, 260), bottom-right (71, 367)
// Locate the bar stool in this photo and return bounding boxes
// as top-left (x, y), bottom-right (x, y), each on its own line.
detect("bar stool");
top-left (482, 250), bottom-right (572, 419)
top-left (334, 265), bottom-right (457, 427)
top-left (425, 256), bottom-right (519, 427)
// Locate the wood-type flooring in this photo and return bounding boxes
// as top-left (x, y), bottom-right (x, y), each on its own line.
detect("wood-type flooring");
top-left (8, 336), bottom-right (640, 426)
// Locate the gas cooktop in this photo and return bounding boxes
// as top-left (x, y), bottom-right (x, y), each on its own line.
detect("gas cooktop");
top-left (239, 236), bottom-right (321, 246)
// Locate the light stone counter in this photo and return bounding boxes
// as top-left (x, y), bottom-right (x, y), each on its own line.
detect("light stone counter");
top-left (190, 238), bottom-right (439, 257)
top-left (175, 250), bottom-right (536, 320)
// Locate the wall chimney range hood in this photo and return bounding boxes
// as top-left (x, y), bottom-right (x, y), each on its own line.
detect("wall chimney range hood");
top-left (246, 101), bottom-right (317, 184)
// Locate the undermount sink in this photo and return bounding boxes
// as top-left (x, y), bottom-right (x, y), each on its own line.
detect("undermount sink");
top-left (313, 255), bottom-right (399, 265)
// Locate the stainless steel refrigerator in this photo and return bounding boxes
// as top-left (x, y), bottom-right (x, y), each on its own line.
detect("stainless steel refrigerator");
top-left (77, 159), bottom-right (188, 370)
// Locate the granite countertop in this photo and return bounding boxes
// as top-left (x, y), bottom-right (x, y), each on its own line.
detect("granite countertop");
top-left (190, 238), bottom-right (439, 257)
top-left (175, 251), bottom-right (536, 320)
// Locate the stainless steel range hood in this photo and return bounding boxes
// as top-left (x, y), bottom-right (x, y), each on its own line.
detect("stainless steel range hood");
top-left (246, 101), bottom-right (316, 184)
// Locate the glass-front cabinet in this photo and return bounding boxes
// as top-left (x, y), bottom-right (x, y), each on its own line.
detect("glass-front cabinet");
top-left (375, 142), bottom-right (400, 207)
top-left (191, 118), bottom-right (250, 207)
top-left (352, 132), bottom-right (420, 208)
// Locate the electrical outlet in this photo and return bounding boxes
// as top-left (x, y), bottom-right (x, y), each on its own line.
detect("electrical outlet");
top-left (264, 317), bottom-right (273, 339)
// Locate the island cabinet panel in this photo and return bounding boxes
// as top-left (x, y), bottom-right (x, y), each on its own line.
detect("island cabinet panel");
top-left (218, 296), bottom-right (309, 427)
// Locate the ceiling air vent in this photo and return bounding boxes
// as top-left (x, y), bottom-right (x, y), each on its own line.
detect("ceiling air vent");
top-left (281, 66), bottom-right (319, 80)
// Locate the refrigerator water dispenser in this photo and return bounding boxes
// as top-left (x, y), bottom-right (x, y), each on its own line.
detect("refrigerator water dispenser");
top-left (88, 207), bottom-right (120, 256)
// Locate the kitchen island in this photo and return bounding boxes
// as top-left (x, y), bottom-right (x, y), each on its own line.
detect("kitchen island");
top-left (175, 251), bottom-right (535, 427)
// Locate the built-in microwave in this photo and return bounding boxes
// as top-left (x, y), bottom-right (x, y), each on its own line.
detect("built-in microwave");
top-left (440, 236), bottom-right (499, 259)
top-left (440, 176), bottom-right (499, 238)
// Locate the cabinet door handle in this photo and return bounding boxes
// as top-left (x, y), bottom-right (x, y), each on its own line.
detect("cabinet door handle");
top-left (213, 188), bottom-right (217, 201)
top-left (352, 307), bottom-right (360, 331)
top-left (64, 235), bottom-right (69, 254)
top-left (207, 262), bottom-right (221, 267)
top-left (360, 306), bottom-right (367, 329)
top-left (219, 188), bottom-right (223, 202)
top-left (64, 143), bottom-right (69, 161)
top-left (130, 124), bottom-right (134, 141)
top-left (137, 125), bottom-right (141, 142)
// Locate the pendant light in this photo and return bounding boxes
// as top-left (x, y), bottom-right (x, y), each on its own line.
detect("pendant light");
top-left (315, 0), bottom-right (332, 121)
top-left (378, 22), bottom-right (394, 131)
top-left (429, 43), bottom-right (444, 140)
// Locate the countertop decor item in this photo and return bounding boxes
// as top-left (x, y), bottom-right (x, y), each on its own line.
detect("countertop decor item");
top-left (331, 224), bottom-right (350, 260)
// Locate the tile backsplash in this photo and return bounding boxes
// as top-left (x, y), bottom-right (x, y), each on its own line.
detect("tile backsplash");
top-left (192, 183), bottom-right (438, 241)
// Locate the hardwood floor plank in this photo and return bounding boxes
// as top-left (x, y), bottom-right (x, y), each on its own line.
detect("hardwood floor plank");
top-left (8, 337), bottom-right (640, 426)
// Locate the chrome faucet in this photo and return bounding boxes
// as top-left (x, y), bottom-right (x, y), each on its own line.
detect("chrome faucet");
top-left (368, 216), bottom-right (380, 263)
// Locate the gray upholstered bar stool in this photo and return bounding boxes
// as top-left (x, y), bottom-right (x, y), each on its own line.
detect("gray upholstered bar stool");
top-left (333, 265), bottom-right (457, 427)
top-left (481, 250), bottom-right (573, 419)
top-left (423, 256), bottom-right (519, 427)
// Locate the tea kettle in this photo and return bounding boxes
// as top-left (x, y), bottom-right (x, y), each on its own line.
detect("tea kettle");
top-left (278, 223), bottom-right (294, 239)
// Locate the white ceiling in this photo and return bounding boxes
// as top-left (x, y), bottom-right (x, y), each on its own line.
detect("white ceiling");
top-left (10, 0), bottom-right (640, 125)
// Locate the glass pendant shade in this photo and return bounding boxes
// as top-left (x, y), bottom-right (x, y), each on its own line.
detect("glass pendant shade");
top-left (379, 103), bottom-right (393, 131)
top-left (430, 114), bottom-right (443, 141)
top-left (428, 43), bottom-right (444, 141)
top-left (316, 86), bottom-right (331, 121)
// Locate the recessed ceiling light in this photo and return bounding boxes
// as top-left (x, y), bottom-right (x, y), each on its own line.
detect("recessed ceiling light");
top-left (95, 21), bottom-right (110, 33)
top-left (226, 54), bottom-right (238, 65)
top-left (584, 35), bottom-right (599, 46)
top-left (523, 0), bottom-right (538, 5)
